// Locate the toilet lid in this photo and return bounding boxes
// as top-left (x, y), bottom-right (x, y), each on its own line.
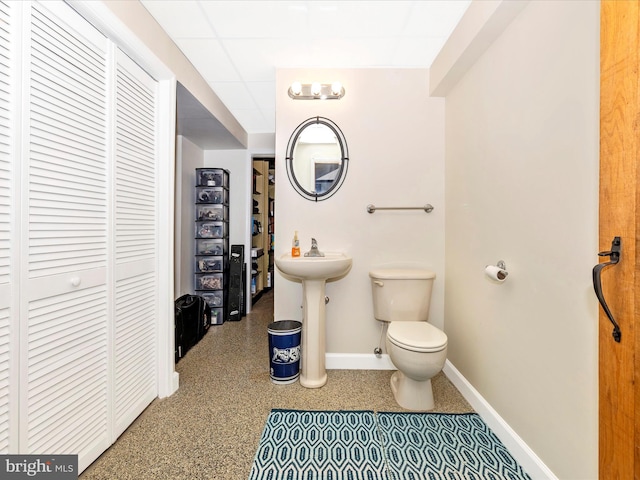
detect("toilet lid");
top-left (387, 322), bottom-right (447, 353)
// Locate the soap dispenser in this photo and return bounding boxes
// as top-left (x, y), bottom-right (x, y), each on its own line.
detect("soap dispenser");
top-left (291, 231), bottom-right (300, 257)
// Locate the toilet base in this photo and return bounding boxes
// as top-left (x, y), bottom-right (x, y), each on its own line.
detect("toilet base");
top-left (390, 370), bottom-right (435, 411)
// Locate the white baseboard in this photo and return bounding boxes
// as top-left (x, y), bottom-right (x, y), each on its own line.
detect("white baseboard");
top-left (325, 353), bottom-right (396, 370)
top-left (443, 361), bottom-right (557, 480)
top-left (172, 371), bottom-right (180, 395)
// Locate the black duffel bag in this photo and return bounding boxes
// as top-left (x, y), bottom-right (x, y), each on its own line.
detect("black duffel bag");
top-left (175, 294), bottom-right (211, 362)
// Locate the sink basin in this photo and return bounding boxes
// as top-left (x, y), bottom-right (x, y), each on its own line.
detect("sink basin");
top-left (275, 251), bottom-right (352, 389)
top-left (276, 252), bottom-right (352, 281)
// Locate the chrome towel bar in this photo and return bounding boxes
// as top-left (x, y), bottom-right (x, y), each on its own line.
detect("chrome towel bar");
top-left (366, 204), bottom-right (434, 214)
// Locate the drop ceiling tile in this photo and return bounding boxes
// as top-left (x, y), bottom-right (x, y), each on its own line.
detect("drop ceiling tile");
top-left (268, 38), bottom-right (334, 67)
top-left (175, 38), bottom-right (240, 82)
top-left (209, 81), bottom-right (257, 110)
top-left (404, 0), bottom-right (471, 37)
top-left (199, 0), bottom-right (310, 38)
top-left (233, 36), bottom-right (398, 70)
top-left (306, 1), bottom-right (411, 37)
top-left (222, 38), bottom-right (294, 81)
top-left (316, 37), bottom-right (399, 67)
top-left (230, 108), bottom-right (274, 133)
top-left (141, 0), bottom-right (215, 38)
top-left (258, 109), bottom-right (276, 133)
top-left (246, 81), bottom-right (276, 110)
top-left (391, 37), bottom-right (448, 67)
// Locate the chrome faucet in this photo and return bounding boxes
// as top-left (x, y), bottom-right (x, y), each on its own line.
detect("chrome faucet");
top-left (304, 238), bottom-right (325, 257)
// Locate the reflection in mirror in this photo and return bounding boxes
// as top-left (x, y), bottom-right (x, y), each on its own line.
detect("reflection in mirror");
top-left (286, 117), bottom-right (349, 201)
top-left (293, 123), bottom-right (341, 195)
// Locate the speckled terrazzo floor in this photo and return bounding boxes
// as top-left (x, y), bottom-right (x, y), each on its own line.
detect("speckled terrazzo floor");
top-left (80, 289), bottom-right (472, 480)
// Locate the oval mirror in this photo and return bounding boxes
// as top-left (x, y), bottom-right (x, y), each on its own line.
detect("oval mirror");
top-left (285, 116), bottom-right (349, 201)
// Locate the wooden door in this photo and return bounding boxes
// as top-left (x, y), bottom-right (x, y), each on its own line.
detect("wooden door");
top-left (599, 1), bottom-right (640, 477)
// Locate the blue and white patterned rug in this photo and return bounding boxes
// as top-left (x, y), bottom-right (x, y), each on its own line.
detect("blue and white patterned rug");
top-left (248, 410), bottom-right (532, 480)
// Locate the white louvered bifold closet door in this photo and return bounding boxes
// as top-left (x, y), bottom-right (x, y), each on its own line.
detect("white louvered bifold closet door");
top-left (23, 1), bottom-right (110, 470)
top-left (0, 0), bottom-right (14, 454)
top-left (112, 50), bottom-right (158, 439)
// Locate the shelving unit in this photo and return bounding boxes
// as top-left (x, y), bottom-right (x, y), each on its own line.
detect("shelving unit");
top-left (251, 157), bottom-right (274, 303)
top-left (194, 168), bottom-right (229, 324)
top-left (267, 160), bottom-right (275, 288)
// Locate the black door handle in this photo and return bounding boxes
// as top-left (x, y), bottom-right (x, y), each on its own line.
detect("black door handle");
top-left (592, 236), bottom-right (622, 342)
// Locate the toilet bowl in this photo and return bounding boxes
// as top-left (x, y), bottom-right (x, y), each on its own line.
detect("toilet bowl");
top-left (369, 267), bottom-right (448, 411)
top-left (386, 321), bottom-right (447, 411)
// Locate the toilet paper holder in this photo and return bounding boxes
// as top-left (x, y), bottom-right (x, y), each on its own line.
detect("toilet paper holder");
top-left (485, 260), bottom-right (508, 282)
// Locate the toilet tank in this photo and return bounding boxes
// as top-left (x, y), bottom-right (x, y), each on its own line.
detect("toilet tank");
top-left (369, 268), bottom-right (435, 322)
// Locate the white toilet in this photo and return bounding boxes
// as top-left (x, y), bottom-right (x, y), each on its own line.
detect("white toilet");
top-left (369, 268), bottom-right (448, 411)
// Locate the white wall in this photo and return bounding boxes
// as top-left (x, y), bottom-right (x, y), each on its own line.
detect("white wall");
top-left (444, 1), bottom-right (599, 478)
top-left (274, 68), bottom-right (445, 357)
top-left (175, 136), bottom-right (203, 297)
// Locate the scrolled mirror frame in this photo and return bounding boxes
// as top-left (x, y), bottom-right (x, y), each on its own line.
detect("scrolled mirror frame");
top-left (285, 116), bottom-right (349, 202)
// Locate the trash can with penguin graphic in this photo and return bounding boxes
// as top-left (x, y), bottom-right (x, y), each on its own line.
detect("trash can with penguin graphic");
top-left (268, 320), bottom-right (302, 384)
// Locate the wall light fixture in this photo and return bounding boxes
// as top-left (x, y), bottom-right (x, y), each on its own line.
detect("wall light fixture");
top-left (288, 81), bottom-right (345, 100)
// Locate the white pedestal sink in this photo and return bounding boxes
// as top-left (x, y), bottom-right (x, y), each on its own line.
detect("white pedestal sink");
top-left (275, 252), bottom-right (352, 388)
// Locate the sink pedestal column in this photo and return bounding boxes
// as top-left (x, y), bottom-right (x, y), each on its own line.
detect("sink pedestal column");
top-left (274, 252), bottom-right (352, 389)
top-left (300, 279), bottom-right (327, 388)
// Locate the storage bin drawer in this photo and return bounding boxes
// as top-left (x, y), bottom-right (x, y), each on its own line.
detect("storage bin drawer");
top-left (195, 238), bottom-right (228, 256)
top-left (195, 221), bottom-right (227, 239)
top-left (210, 307), bottom-right (224, 325)
top-left (197, 290), bottom-right (225, 308)
top-left (196, 204), bottom-right (228, 222)
top-left (196, 186), bottom-right (228, 205)
top-left (195, 255), bottom-right (226, 273)
top-left (195, 273), bottom-right (224, 290)
top-left (196, 168), bottom-right (229, 188)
